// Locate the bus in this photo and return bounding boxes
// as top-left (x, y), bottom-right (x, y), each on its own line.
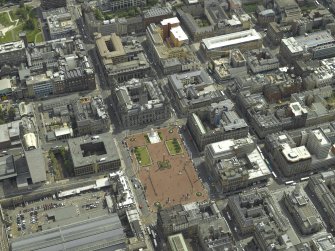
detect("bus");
top-left (272, 171), bottom-right (278, 179)
top-left (300, 177), bottom-right (310, 181)
top-left (153, 238), bottom-right (158, 248)
top-left (264, 159), bottom-right (272, 171)
top-left (151, 229), bottom-right (156, 239)
top-left (285, 180), bottom-right (294, 185)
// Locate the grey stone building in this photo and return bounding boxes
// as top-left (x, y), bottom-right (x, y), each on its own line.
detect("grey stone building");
top-left (73, 96), bottom-right (110, 136)
top-left (98, 0), bottom-right (146, 12)
top-left (44, 8), bottom-right (77, 40)
top-left (245, 48), bottom-right (279, 74)
top-left (168, 70), bottom-right (225, 114)
top-left (68, 133), bottom-right (121, 176)
top-left (228, 188), bottom-right (289, 235)
top-left (187, 99), bottom-right (249, 151)
top-left (308, 171), bottom-right (335, 230)
top-left (157, 201), bottom-right (221, 236)
top-left (23, 37), bottom-right (95, 98)
top-left (0, 41), bottom-right (26, 67)
top-left (204, 137), bottom-right (271, 193)
top-left (236, 86), bottom-right (335, 139)
top-left (176, 1), bottom-right (251, 42)
top-left (283, 184), bottom-right (322, 235)
top-left (254, 221), bottom-right (295, 251)
top-left (95, 33), bottom-right (150, 86)
top-left (112, 78), bottom-right (170, 128)
top-left (197, 218), bottom-right (236, 251)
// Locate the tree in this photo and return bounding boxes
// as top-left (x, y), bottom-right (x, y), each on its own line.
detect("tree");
top-left (25, 18), bottom-right (35, 30)
top-left (94, 8), bottom-right (104, 21)
top-left (59, 147), bottom-right (66, 159)
top-left (147, 0), bottom-right (158, 6)
top-left (8, 107), bottom-right (15, 121)
top-left (127, 8), bottom-right (136, 17)
top-left (0, 108), bottom-right (4, 123)
top-left (16, 6), bottom-right (28, 20)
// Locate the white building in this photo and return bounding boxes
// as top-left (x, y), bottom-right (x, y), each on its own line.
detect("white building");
top-left (23, 133), bottom-right (37, 150)
top-left (204, 137), bottom-right (255, 168)
top-left (201, 29), bottom-right (262, 58)
top-left (276, 143), bottom-right (312, 176)
top-left (307, 129), bottom-right (331, 159)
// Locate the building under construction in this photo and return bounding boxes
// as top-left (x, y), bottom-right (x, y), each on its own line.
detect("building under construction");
top-left (146, 17), bottom-right (200, 75)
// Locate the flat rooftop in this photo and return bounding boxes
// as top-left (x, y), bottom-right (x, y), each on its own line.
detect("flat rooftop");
top-left (25, 149), bottom-right (47, 183)
top-left (68, 133), bottom-right (120, 167)
top-left (202, 29), bottom-right (262, 50)
top-left (282, 144), bottom-right (311, 162)
top-left (0, 155), bottom-right (16, 180)
top-left (209, 138), bottom-right (254, 155)
top-left (143, 6), bottom-right (172, 19)
top-left (0, 40), bottom-right (25, 54)
top-left (161, 17), bottom-right (180, 26)
top-left (296, 31), bottom-right (335, 48)
top-left (290, 102), bottom-right (308, 116)
top-left (95, 33), bottom-right (125, 65)
top-left (170, 26), bottom-right (188, 41)
top-left (210, 139), bottom-right (235, 155)
top-left (312, 129), bottom-right (330, 146)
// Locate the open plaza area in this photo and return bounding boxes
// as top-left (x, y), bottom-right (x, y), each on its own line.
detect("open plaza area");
top-left (127, 127), bottom-right (208, 210)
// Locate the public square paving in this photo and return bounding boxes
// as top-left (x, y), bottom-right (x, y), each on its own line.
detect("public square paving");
top-left (126, 127), bottom-right (208, 210)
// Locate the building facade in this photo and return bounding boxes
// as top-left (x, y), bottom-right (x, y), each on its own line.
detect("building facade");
top-left (283, 185), bottom-right (322, 235)
top-left (95, 33), bottom-right (150, 86)
top-left (41, 0), bottom-right (67, 10)
top-left (0, 41), bottom-right (26, 67)
top-left (68, 134), bottom-right (121, 176)
top-left (187, 100), bottom-right (249, 151)
top-left (157, 202), bottom-right (221, 236)
top-left (112, 78), bottom-right (170, 128)
top-left (73, 96), bottom-right (110, 136)
top-left (168, 70), bottom-right (225, 114)
top-left (98, 0), bottom-right (147, 11)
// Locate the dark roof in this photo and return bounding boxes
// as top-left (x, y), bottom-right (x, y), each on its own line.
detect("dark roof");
top-left (11, 214), bottom-right (126, 251)
top-left (0, 155), bottom-right (17, 180)
top-left (25, 149), bottom-right (47, 183)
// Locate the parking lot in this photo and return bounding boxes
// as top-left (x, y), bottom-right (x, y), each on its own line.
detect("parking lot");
top-left (3, 189), bottom-right (108, 239)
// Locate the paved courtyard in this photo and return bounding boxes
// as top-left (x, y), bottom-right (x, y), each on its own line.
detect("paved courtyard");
top-left (127, 127), bottom-right (208, 210)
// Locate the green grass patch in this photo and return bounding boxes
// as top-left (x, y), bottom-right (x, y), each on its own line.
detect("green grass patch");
top-left (0, 12), bottom-right (15, 27)
top-left (157, 159), bottom-right (171, 169)
top-left (165, 138), bottom-right (183, 155)
top-left (103, 7), bottom-right (140, 19)
top-left (242, 2), bottom-right (260, 14)
top-left (158, 131), bottom-right (163, 140)
top-left (326, 91), bottom-right (335, 108)
top-left (301, 3), bottom-right (317, 12)
top-left (196, 17), bottom-right (211, 27)
top-left (35, 32), bottom-right (43, 43)
top-left (144, 135), bottom-right (150, 143)
top-left (134, 146), bottom-right (151, 166)
top-left (0, 7), bottom-right (42, 43)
